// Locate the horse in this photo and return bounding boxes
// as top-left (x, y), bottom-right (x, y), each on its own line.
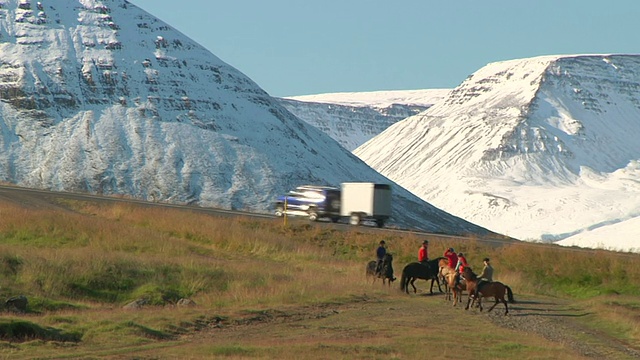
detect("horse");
top-left (463, 267), bottom-right (515, 315)
top-left (366, 253), bottom-right (396, 286)
top-left (399, 257), bottom-right (445, 294)
top-left (441, 266), bottom-right (466, 306)
top-left (437, 257), bottom-right (450, 292)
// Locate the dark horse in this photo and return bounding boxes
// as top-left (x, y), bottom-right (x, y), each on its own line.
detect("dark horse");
top-left (400, 257), bottom-right (446, 294)
top-left (463, 267), bottom-right (515, 315)
top-left (366, 253), bottom-right (396, 286)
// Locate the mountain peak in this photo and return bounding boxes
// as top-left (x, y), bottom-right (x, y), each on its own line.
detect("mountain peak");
top-left (0, 0), bottom-right (490, 235)
top-left (355, 54), bottom-right (640, 244)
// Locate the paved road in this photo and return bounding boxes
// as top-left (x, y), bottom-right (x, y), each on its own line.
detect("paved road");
top-left (0, 183), bottom-right (263, 218)
top-left (0, 183), bottom-right (503, 243)
top-left (2, 184), bottom-right (636, 259)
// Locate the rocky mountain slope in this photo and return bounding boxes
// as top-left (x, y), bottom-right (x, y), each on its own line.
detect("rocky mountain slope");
top-left (0, 0), bottom-right (488, 234)
top-left (279, 90), bottom-right (448, 150)
top-left (354, 55), bottom-right (640, 249)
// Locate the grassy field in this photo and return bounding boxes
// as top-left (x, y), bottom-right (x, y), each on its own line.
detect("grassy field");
top-left (0, 197), bottom-right (639, 359)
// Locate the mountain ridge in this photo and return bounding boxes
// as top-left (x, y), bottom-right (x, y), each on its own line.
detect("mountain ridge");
top-left (279, 90), bottom-right (448, 150)
top-left (0, 0), bottom-right (489, 235)
top-left (348, 54), bottom-right (640, 251)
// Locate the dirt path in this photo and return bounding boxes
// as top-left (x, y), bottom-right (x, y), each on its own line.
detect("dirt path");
top-left (485, 296), bottom-right (640, 359)
top-left (1, 186), bottom-right (638, 358)
top-left (154, 292), bottom-right (640, 359)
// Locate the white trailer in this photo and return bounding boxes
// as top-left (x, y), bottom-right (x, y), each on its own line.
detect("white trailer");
top-left (340, 182), bottom-right (392, 227)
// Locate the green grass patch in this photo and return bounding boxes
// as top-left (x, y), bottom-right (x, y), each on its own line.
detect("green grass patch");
top-left (130, 284), bottom-right (185, 306)
top-left (210, 345), bottom-right (257, 356)
top-left (26, 297), bottom-right (87, 313)
top-left (0, 320), bottom-right (82, 343)
top-left (0, 197), bottom-right (639, 357)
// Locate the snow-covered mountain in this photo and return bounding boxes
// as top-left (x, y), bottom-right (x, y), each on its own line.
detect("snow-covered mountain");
top-left (556, 216), bottom-right (640, 252)
top-left (353, 55), bottom-right (640, 252)
top-left (0, 0), bottom-right (489, 235)
top-left (279, 90), bottom-right (448, 151)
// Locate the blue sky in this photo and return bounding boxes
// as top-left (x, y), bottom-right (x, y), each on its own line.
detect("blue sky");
top-left (131, 0), bottom-right (639, 97)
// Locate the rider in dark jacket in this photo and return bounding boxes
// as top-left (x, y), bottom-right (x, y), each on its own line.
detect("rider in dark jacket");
top-left (375, 240), bottom-right (386, 274)
top-left (477, 257), bottom-right (493, 293)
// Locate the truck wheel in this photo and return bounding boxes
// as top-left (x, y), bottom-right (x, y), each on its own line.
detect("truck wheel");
top-left (349, 214), bottom-right (360, 226)
top-left (308, 211), bottom-right (318, 221)
top-left (275, 206), bottom-right (284, 217)
top-left (375, 219), bottom-right (385, 228)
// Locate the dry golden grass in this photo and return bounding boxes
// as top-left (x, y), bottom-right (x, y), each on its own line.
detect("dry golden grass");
top-left (0, 197), bottom-right (639, 358)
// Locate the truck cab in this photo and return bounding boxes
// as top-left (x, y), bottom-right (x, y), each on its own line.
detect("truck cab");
top-left (274, 182), bottom-right (392, 227)
top-left (274, 185), bottom-right (341, 221)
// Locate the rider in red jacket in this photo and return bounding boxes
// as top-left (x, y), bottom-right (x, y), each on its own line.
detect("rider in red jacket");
top-left (454, 252), bottom-right (469, 287)
top-left (455, 253), bottom-right (469, 275)
top-left (418, 240), bottom-right (429, 263)
top-left (444, 248), bottom-right (458, 269)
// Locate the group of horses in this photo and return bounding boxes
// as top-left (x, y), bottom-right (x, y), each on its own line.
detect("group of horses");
top-left (366, 254), bottom-right (515, 315)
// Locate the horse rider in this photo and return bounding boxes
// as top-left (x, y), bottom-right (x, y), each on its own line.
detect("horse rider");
top-left (375, 240), bottom-right (387, 275)
top-left (454, 252), bottom-right (469, 287)
top-left (476, 257), bottom-right (493, 294)
top-left (418, 240), bottom-right (429, 264)
top-left (444, 247), bottom-right (458, 270)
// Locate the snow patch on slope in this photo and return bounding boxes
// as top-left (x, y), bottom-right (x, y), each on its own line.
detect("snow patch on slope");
top-left (354, 55), bottom-right (640, 252)
top-left (0, 0), bottom-right (490, 235)
top-left (285, 89), bottom-right (450, 109)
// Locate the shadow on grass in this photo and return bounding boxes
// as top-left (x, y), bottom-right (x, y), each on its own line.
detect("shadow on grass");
top-left (0, 320), bottom-right (82, 343)
top-left (504, 300), bottom-right (591, 318)
top-left (126, 322), bottom-right (175, 340)
top-left (509, 312), bottom-right (591, 318)
top-left (508, 300), bottom-right (560, 305)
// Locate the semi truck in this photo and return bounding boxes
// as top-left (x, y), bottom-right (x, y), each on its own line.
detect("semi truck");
top-left (273, 182), bottom-right (392, 227)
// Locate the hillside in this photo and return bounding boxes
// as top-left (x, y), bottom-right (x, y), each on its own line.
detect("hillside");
top-left (0, 193), bottom-right (638, 358)
top-left (278, 99), bottom-right (427, 151)
top-left (0, 0), bottom-right (488, 234)
top-left (284, 89), bottom-right (450, 108)
top-left (279, 89), bottom-right (448, 151)
top-left (353, 55), bottom-right (640, 251)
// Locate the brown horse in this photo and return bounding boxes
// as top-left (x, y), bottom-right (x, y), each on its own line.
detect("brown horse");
top-left (366, 253), bottom-right (396, 286)
top-left (463, 267), bottom-right (515, 315)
